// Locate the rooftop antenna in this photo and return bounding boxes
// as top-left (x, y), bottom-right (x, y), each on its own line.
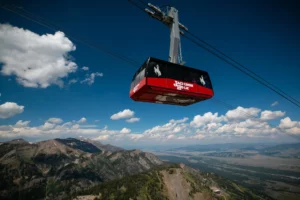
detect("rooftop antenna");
top-left (144, 3), bottom-right (188, 65)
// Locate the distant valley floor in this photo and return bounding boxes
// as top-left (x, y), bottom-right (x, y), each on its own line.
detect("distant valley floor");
top-left (154, 147), bottom-right (300, 200)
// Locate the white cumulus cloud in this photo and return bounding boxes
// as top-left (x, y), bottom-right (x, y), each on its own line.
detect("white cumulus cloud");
top-left (46, 118), bottom-right (63, 124)
top-left (68, 79), bottom-right (78, 85)
top-left (192, 133), bottom-right (205, 140)
top-left (0, 23), bottom-right (78, 88)
top-left (170, 117), bottom-right (189, 123)
top-left (261, 110), bottom-right (285, 120)
top-left (81, 66), bottom-right (89, 71)
top-left (204, 122), bottom-right (223, 131)
top-left (190, 112), bottom-right (224, 128)
top-left (126, 117), bottom-right (140, 123)
top-left (271, 101), bottom-right (279, 107)
top-left (111, 109), bottom-right (134, 120)
top-left (129, 134), bottom-right (144, 141)
top-left (226, 106), bottom-right (261, 121)
top-left (78, 117), bottom-right (87, 124)
top-left (40, 122), bottom-right (56, 130)
top-left (167, 135), bottom-right (175, 140)
top-left (278, 117), bottom-right (300, 135)
top-left (15, 120), bottom-right (30, 127)
top-left (0, 102), bottom-right (24, 119)
top-left (143, 117), bottom-right (189, 139)
top-left (120, 128), bottom-right (131, 134)
top-left (94, 135), bottom-right (109, 140)
top-left (80, 72), bottom-right (103, 85)
top-left (215, 119), bottom-right (276, 136)
top-left (279, 117), bottom-right (300, 129)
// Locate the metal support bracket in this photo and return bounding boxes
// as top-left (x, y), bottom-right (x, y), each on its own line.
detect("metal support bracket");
top-left (144, 3), bottom-right (188, 65)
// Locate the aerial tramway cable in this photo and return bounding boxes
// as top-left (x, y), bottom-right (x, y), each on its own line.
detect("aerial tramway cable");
top-left (128, 0), bottom-right (300, 109)
top-left (184, 30), bottom-right (300, 107)
top-left (1, 4), bottom-right (140, 67)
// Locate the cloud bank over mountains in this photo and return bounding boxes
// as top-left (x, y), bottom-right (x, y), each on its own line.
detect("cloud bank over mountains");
top-left (0, 106), bottom-right (298, 144)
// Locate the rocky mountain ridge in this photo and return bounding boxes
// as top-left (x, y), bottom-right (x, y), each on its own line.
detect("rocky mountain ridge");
top-left (0, 138), bottom-right (271, 200)
top-left (0, 138), bottom-right (163, 200)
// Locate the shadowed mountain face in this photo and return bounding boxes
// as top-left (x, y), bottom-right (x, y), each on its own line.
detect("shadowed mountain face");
top-left (55, 138), bottom-right (101, 153)
top-left (0, 138), bottom-right (271, 200)
top-left (76, 137), bottom-right (124, 153)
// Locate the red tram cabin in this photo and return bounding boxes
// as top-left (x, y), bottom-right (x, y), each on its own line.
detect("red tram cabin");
top-left (130, 57), bottom-right (214, 106)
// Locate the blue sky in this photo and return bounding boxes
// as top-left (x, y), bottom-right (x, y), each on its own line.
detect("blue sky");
top-left (0, 0), bottom-right (300, 148)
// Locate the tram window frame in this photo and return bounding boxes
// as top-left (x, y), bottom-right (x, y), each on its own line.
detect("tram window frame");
top-left (184, 68), bottom-right (204, 85)
top-left (202, 72), bottom-right (213, 89)
top-left (136, 68), bottom-right (145, 83)
top-left (131, 62), bottom-right (147, 89)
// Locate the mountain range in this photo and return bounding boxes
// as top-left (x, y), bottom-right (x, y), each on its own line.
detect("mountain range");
top-left (0, 138), bottom-right (271, 200)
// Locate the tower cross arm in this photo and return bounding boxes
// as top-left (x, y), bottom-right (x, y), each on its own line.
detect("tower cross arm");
top-left (144, 2), bottom-right (187, 64)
